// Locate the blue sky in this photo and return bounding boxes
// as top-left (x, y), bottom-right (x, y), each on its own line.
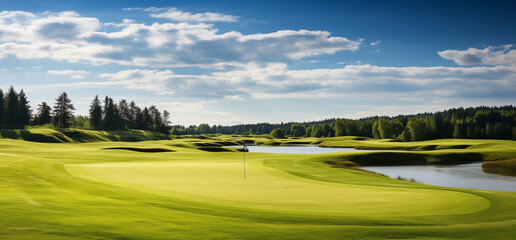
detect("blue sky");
top-left (1, 0), bottom-right (515, 125)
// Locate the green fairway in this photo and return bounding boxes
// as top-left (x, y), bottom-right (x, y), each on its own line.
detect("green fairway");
top-left (1, 136), bottom-right (516, 239)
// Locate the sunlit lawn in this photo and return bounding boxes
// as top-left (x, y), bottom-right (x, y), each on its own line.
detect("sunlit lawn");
top-left (1, 135), bottom-right (516, 239)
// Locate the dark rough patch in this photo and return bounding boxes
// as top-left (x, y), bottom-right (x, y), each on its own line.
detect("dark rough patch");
top-left (324, 151), bottom-right (485, 167)
top-left (198, 147), bottom-right (234, 152)
top-left (426, 153), bottom-right (483, 164)
top-left (352, 137), bottom-right (368, 141)
top-left (192, 135), bottom-right (209, 139)
top-left (20, 133), bottom-right (61, 143)
top-left (346, 152), bottom-right (428, 166)
top-left (214, 141), bottom-right (239, 146)
top-left (60, 131), bottom-right (98, 143)
top-left (418, 145), bottom-right (438, 150)
top-left (103, 147), bottom-right (175, 153)
top-left (193, 142), bottom-right (222, 147)
top-left (444, 145), bottom-right (471, 149)
top-left (19, 130), bottom-right (70, 143)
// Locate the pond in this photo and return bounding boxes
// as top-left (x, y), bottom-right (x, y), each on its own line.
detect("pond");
top-left (237, 145), bottom-right (516, 192)
top-left (362, 163), bottom-right (516, 192)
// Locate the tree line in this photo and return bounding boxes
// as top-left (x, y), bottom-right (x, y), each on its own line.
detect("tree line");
top-left (173, 106), bottom-right (516, 141)
top-left (1, 86), bottom-right (515, 141)
top-left (0, 87), bottom-right (170, 133)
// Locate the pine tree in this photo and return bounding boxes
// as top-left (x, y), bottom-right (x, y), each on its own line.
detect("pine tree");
top-left (485, 122), bottom-right (495, 138)
top-left (102, 97), bottom-right (117, 130)
top-left (155, 109), bottom-right (171, 134)
top-left (149, 105), bottom-right (163, 131)
top-left (127, 101), bottom-right (139, 129)
top-left (17, 90), bottom-right (31, 126)
top-left (34, 102), bottom-right (52, 125)
top-left (89, 95), bottom-right (102, 130)
top-left (0, 89), bottom-right (4, 125)
top-left (113, 102), bottom-right (122, 129)
top-left (453, 120), bottom-right (464, 139)
top-left (53, 92), bottom-right (75, 128)
top-left (118, 99), bottom-right (130, 129)
top-left (4, 86), bottom-right (18, 126)
top-left (135, 107), bottom-right (145, 130)
top-left (142, 107), bottom-right (152, 130)
top-left (163, 110), bottom-right (171, 127)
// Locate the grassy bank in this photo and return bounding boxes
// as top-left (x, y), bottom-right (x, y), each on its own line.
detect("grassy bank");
top-left (2, 128), bottom-right (515, 167)
top-left (0, 127), bottom-right (170, 143)
top-left (314, 137), bottom-right (516, 166)
top-left (1, 136), bottom-right (516, 239)
top-left (482, 159), bottom-right (516, 176)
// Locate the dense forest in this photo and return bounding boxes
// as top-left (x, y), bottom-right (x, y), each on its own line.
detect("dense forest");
top-left (173, 106), bottom-right (516, 141)
top-left (1, 86), bottom-right (515, 141)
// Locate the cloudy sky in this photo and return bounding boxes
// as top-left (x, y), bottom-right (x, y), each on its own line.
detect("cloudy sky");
top-left (1, 0), bottom-right (515, 125)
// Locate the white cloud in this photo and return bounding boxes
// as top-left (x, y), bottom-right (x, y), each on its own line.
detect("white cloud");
top-left (225, 95), bottom-right (244, 100)
top-left (97, 63), bottom-right (516, 101)
top-left (47, 70), bottom-right (89, 75)
top-left (70, 75), bottom-right (85, 79)
top-left (48, 69), bottom-right (89, 79)
top-left (0, 10), bottom-right (360, 68)
top-left (153, 100), bottom-right (214, 113)
top-left (150, 100), bottom-right (244, 125)
top-left (438, 45), bottom-right (516, 66)
top-left (99, 69), bottom-right (176, 94)
top-left (370, 40), bottom-right (381, 46)
top-left (147, 7), bottom-right (238, 22)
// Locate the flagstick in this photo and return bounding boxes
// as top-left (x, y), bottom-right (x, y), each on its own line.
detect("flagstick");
top-left (243, 144), bottom-right (246, 180)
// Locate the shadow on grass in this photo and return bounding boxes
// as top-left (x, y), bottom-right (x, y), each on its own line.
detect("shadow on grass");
top-left (324, 151), bottom-right (485, 166)
top-left (197, 147), bottom-right (234, 152)
top-left (103, 147), bottom-right (175, 153)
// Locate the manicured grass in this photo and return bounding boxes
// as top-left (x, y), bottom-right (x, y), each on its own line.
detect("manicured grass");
top-left (1, 133), bottom-right (516, 239)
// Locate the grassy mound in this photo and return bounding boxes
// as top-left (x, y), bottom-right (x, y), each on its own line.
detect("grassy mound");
top-left (315, 138), bottom-right (516, 167)
top-left (0, 128), bottom-right (170, 143)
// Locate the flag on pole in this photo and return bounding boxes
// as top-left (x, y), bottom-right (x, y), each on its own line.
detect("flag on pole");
top-left (243, 143), bottom-right (248, 180)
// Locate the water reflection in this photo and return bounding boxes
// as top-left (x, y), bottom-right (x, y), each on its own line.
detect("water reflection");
top-left (362, 163), bottom-right (516, 192)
